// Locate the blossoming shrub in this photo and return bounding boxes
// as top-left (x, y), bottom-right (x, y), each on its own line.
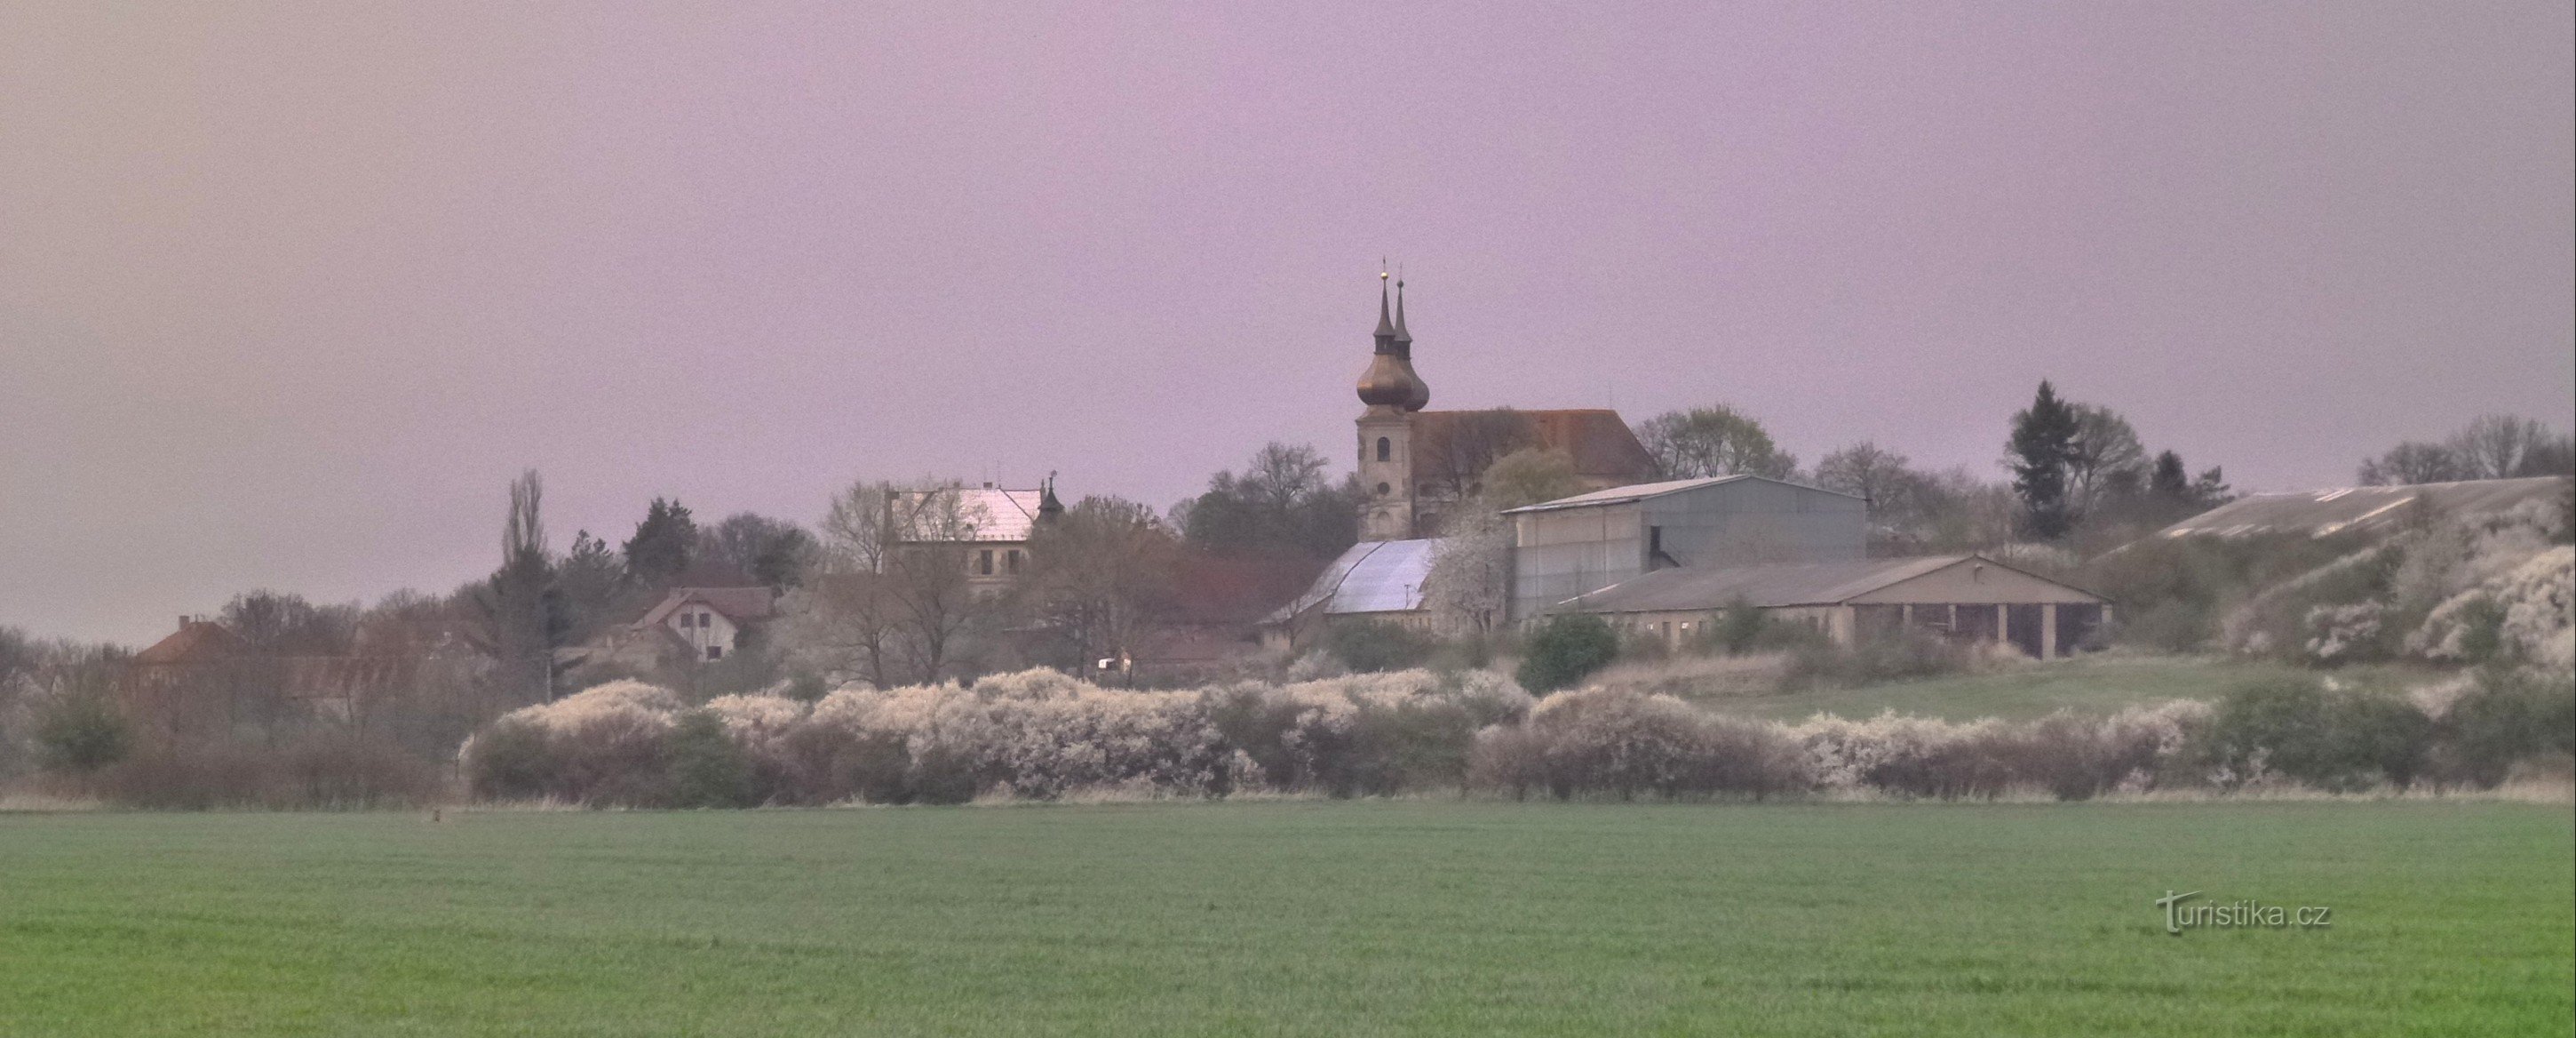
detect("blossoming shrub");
top-left (461, 669), bottom-right (1535, 805)
top-left (460, 680), bottom-right (681, 804)
top-left (1467, 689), bottom-right (1809, 800)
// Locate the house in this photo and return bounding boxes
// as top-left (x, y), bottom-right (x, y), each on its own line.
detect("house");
top-left (632, 586), bottom-right (778, 663)
top-left (1550, 555), bottom-right (2111, 659)
top-left (888, 480), bottom-right (1066, 595)
top-left (1501, 475), bottom-right (1866, 621)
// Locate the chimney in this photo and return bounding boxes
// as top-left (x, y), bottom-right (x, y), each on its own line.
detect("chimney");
top-left (179, 614), bottom-right (192, 630)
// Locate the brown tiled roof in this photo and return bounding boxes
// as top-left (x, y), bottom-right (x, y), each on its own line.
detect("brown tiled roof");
top-left (633, 587), bottom-right (779, 628)
top-left (1408, 409), bottom-right (1657, 483)
top-left (132, 620), bottom-right (247, 666)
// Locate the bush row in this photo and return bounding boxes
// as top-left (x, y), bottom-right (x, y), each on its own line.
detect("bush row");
top-left (460, 671), bottom-right (1534, 807)
top-left (461, 665), bottom-right (2574, 806)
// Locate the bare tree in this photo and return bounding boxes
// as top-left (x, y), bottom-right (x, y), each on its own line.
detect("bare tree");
top-left (2447, 414), bottom-right (2556, 480)
top-left (1635, 405), bottom-right (1798, 481)
top-left (2063, 404), bottom-right (2148, 520)
top-left (1021, 496), bottom-right (1180, 676)
top-left (1417, 410), bottom-right (1536, 499)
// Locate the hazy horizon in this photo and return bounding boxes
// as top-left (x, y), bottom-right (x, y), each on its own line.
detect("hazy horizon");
top-left (5, 2), bottom-right (2572, 647)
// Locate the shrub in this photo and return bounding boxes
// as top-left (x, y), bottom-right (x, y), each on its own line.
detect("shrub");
top-left (1702, 598), bottom-right (1770, 656)
top-left (33, 695), bottom-right (128, 774)
top-left (276, 731), bottom-right (442, 809)
top-left (1323, 619), bottom-right (1435, 674)
top-left (2196, 676), bottom-right (2434, 791)
top-left (2434, 668), bottom-right (2576, 787)
top-left (1468, 689), bottom-right (1809, 800)
top-left (1780, 627), bottom-right (1968, 691)
top-left (1517, 616), bottom-right (1618, 693)
top-left (665, 710), bottom-right (752, 808)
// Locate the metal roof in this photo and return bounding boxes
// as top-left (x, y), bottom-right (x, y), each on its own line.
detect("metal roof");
top-left (1262, 539), bottom-right (1439, 622)
top-left (2152, 476), bottom-right (2568, 540)
top-left (1555, 555), bottom-right (2098, 612)
top-left (1500, 474), bottom-right (1860, 515)
top-left (890, 487), bottom-right (1048, 543)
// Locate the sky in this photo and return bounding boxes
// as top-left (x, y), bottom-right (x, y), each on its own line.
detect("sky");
top-left (4, 2), bottom-right (2571, 647)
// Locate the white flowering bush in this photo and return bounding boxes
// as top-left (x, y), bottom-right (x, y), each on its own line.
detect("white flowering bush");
top-left (462, 668), bottom-right (1534, 805)
top-left (460, 680), bottom-right (686, 803)
top-left (2412, 546), bottom-right (2573, 669)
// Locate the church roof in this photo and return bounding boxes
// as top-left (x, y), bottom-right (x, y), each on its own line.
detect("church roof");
top-left (1409, 409), bottom-right (1658, 483)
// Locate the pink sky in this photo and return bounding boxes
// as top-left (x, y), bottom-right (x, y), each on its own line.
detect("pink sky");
top-left (4, 2), bottom-right (2571, 645)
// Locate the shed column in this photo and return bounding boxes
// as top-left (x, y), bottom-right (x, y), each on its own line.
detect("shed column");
top-left (2040, 603), bottom-right (2059, 660)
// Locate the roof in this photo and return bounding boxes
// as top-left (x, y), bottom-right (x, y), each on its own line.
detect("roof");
top-left (132, 620), bottom-right (246, 666)
top-left (1502, 474), bottom-right (1861, 515)
top-left (634, 587), bottom-right (779, 628)
top-left (1557, 555), bottom-right (2097, 612)
top-left (1410, 409), bottom-right (1657, 483)
top-left (1262, 539), bottom-right (1440, 623)
top-left (2152, 476), bottom-right (2569, 540)
top-left (890, 487), bottom-right (1049, 543)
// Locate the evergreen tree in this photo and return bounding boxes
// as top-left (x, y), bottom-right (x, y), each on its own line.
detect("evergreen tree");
top-left (2007, 380), bottom-right (2082, 540)
top-left (623, 498), bottom-right (698, 587)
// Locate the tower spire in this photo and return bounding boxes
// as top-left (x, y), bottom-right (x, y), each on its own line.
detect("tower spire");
top-left (1374, 267), bottom-right (1396, 346)
top-left (1392, 275), bottom-right (1411, 353)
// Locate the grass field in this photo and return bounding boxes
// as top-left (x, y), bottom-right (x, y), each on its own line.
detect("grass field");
top-left (1705, 655), bottom-right (2436, 723)
top-left (3, 802), bottom-right (2568, 1036)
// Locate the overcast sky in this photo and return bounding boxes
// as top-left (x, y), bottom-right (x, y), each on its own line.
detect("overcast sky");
top-left (4, 2), bottom-right (2571, 646)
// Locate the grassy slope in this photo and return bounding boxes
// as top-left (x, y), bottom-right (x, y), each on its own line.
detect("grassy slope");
top-left (1704, 655), bottom-right (2437, 723)
top-left (2, 802), bottom-right (2568, 1037)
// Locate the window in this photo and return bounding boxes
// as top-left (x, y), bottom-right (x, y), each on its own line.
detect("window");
top-left (705, 645), bottom-right (722, 661)
top-left (978, 549), bottom-right (995, 575)
top-left (678, 613), bottom-right (693, 629)
top-left (1006, 549), bottom-right (1023, 574)
top-left (1376, 482), bottom-right (1391, 496)
top-left (699, 611), bottom-right (713, 628)
top-left (1376, 436), bottom-right (1391, 462)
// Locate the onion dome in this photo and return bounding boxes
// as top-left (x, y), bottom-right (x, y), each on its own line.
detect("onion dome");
top-left (1356, 274), bottom-right (1424, 408)
top-left (1391, 278), bottom-right (1429, 411)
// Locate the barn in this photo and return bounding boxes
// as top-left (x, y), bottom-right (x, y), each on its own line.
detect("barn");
top-left (1550, 555), bottom-right (2111, 659)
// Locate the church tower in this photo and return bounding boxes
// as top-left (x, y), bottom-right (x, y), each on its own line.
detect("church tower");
top-left (1356, 273), bottom-right (1429, 540)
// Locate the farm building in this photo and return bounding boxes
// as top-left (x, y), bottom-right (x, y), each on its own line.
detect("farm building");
top-left (2151, 475), bottom-right (2568, 541)
top-left (1550, 555), bottom-right (2111, 659)
top-left (1503, 475), bottom-right (1865, 621)
top-left (1258, 539), bottom-right (1438, 651)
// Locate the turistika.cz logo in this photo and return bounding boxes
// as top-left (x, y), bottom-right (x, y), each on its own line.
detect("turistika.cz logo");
top-left (2155, 890), bottom-right (2332, 935)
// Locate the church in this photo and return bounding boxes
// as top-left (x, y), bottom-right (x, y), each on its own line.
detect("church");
top-left (1351, 272), bottom-right (1658, 540)
top-left (1266, 274), bottom-right (2111, 661)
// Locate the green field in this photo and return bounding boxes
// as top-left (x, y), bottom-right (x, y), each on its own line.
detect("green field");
top-left (3, 802), bottom-right (2568, 1036)
top-left (1707, 655), bottom-right (2435, 723)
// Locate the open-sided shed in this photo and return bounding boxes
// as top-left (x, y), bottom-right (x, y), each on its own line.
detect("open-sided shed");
top-left (1553, 554), bottom-right (2111, 659)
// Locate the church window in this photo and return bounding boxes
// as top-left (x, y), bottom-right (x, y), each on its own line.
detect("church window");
top-left (1376, 436), bottom-right (1391, 462)
top-left (1376, 482), bottom-right (1390, 496)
